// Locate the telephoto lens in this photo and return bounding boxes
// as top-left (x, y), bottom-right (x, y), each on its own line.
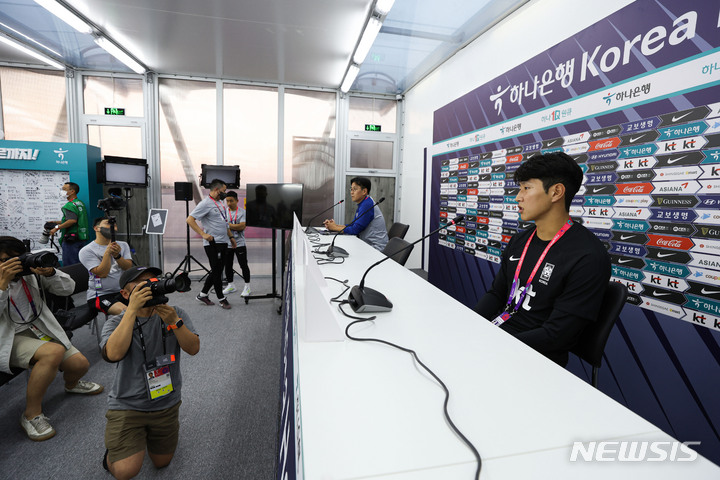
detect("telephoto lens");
top-left (142, 273), bottom-right (192, 307)
top-left (18, 251), bottom-right (59, 276)
top-left (38, 222), bottom-right (57, 245)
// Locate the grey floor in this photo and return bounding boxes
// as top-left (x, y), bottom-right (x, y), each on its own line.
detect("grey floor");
top-left (0, 276), bottom-right (283, 479)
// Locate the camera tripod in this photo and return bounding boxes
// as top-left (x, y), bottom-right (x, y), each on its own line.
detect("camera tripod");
top-left (171, 198), bottom-right (209, 277)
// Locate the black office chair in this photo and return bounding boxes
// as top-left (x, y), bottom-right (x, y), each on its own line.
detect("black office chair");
top-left (56, 263), bottom-right (101, 346)
top-left (387, 222), bottom-right (409, 240)
top-left (382, 237), bottom-right (413, 266)
top-left (571, 281), bottom-right (628, 388)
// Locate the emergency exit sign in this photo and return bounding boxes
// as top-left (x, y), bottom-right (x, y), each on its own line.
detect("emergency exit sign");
top-left (104, 107), bottom-right (126, 115)
top-left (365, 124), bottom-right (381, 132)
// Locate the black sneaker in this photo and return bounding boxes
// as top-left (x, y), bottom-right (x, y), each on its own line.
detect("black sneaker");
top-left (196, 294), bottom-right (214, 306)
top-left (103, 449), bottom-right (109, 471)
top-left (219, 299), bottom-right (231, 310)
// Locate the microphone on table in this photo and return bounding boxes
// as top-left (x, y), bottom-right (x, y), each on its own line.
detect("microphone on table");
top-left (304, 199), bottom-right (344, 234)
top-left (348, 214), bottom-right (465, 313)
top-left (324, 197), bottom-right (386, 258)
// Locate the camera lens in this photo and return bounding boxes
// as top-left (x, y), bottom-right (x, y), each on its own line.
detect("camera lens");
top-left (18, 251), bottom-right (59, 275)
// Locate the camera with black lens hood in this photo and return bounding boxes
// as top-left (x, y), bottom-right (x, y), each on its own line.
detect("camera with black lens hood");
top-left (142, 273), bottom-right (191, 307)
top-left (97, 196), bottom-right (126, 212)
top-left (18, 251), bottom-right (58, 276)
top-left (39, 222), bottom-right (58, 245)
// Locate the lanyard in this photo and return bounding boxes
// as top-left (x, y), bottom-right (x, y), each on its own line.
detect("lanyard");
top-left (211, 198), bottom-right (228, 222)
top-left (135, 316), bottom-right (167, 365)
top-left (229, 207), bottom-right (239, 224)
top-left (9, 279), bottom-right (38, 323)
top-left (505, 220), bottom-right (573, 313)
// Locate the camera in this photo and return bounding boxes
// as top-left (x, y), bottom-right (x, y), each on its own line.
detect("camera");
top-left (141, 273), bottom-right (191, 307)
top-left (97, 196), bottom-right (126, 211)
top-left (18, 251), bottom-right (59, 276)
top-left (38, 222), bottom-right (58, 245)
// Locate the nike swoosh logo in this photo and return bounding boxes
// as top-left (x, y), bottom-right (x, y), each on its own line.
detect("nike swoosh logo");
top-left (652, 291), bottom-right (672, 297)
top-left (592, 187), bottom-right (607, 193)
top-left (620, 235), bottom-right (636, 241)
top-left (701, 288), bottom-right (720, 295)
top-left (666, 155), bottom-right (687, 164)
top-left (629, 135), bottom-right (646, 143)
top-left (509, 255), bottom-right (520, 261)
top-left (546, 140), bottom-right (558, 146)
top-left (671, 112), bottom-right (692, 122)
top-left (656, 252), bottom-right (675, 258)
top-left (617, 259), bottom-right (634, 264)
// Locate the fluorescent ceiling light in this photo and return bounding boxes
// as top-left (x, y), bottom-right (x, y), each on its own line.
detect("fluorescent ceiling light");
top-left (353, 17), bottom-right (382, 64)
top-left (341, 64), bottom-right (360, 93)
top-left (94, 36), bottom-right (146, 74)
top-left (374, 0), bottom-right (396, 16)
top-left (33, 0), bottom-right (93, 34)
top-left (0, 34), bottom-right (64, 69)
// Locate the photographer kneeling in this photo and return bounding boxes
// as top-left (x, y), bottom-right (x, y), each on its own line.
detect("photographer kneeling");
top-left (0, 236), bottom-right (103, 442)
top-left (100, 266), bottom-right (199, 479)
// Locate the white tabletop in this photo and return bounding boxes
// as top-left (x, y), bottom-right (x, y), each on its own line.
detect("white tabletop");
top-left (293, 234), bottom-right (719, 479)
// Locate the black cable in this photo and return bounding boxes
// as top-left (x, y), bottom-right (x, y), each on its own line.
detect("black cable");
top-left (340, 302), bottom-right (482, 480)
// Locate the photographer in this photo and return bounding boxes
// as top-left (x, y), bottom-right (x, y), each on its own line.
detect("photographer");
top-left (50, 182), bottom-right (89, 266)
top-left (0, 236), bottom-right (103, 441)
top-left (80, 217), bottom-right (133, 315)
top-left (100, 266), bottom-right (199, 479)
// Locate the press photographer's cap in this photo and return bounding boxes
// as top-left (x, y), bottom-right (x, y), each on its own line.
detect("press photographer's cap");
top-left (119, 266), bottom-right (163, 289)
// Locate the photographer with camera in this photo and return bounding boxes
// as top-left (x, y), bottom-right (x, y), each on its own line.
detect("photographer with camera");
top-left (79, 217), bottom-right (134, 316)
top-left (49, 182), bottom-right (89, 266)
top-left (100, 266), bottom-right (198, 479)
top-left (0, 236), bottom-right (103, 441)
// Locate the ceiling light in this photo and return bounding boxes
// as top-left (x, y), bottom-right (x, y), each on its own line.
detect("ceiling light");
top-left (374, 0), bottom-right (396, 16)
top-left (94, 36), bottom-right (146, 74)
top-left (33, 0), bottom-right (93, 34)
top-left (341, 64), bottom-right (360, 93)
top-left (0, 34), bottom-right (64, 69)
top-left (353, 17), bottom-right (382, 64)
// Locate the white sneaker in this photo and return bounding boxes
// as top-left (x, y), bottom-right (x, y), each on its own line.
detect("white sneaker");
top-left (240, 285), bottom-right (251, 297)
top-left (222, 283), bottom-right (237, 295)
top-left (20, 413), bottom-right (56, 441)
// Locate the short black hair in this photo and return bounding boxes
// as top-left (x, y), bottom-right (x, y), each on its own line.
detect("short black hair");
top-left (350, 176), bottom-right (371, 193)
top-left (209, 179), bottom-right (226, 191)
top-left (0, 236), bottom-right (27, 257)
top-left (93, 216), bottom-right (110, 228)
top-left (225, 190), bottom-right (238, 199)
top-left (65, 182), bottom-right (80, 194)
top-left (514, 152), bottom-right (583, 211)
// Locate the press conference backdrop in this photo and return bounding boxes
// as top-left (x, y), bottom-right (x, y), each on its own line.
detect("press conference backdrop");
top-left (429, 0), bottom-right (720, 466)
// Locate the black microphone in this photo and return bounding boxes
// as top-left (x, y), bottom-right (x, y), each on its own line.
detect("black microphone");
top-left (304, 199), bottom-right (344, 234)
top-left (348, 215), bottom-right (465, 313)
top-left (325, 197), bottom-right (386, 258)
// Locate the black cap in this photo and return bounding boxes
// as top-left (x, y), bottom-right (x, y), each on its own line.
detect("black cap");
top-left (119, 266), bottom-right (163, 289)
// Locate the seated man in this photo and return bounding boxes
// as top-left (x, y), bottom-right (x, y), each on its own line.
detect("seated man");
top-left (101, 266), bottom-right (200, 479)
top-left (0, 236), bottom-right (103, 441)
top-left (323, 176), bottom-right (389, 251)
top-left (474, 152), bottom-right (611, 366)
top-left (79, 217), bottom-right (133, 315)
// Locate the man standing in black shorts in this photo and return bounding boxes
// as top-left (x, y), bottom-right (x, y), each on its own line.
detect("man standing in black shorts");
top-left (474, 152), bottom-right (611, 366)
top-left (222, 191), bottom-right (251, 297)
top-left (100, 266), bottom-right (199, 479)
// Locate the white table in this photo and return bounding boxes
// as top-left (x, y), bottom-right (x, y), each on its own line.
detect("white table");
top-left (290, 234), bottom-right (719, 479)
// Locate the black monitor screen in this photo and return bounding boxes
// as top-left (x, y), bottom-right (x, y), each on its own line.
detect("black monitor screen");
top-left (201, 164), bottom-right (240, 188)
top-left (245, 183), bottom-right (303, 230)
top-left (98, 156), bottom-right (148, 187)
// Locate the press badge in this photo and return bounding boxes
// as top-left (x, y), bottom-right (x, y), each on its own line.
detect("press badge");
top-left (491, 311), bottom-right (513, 326)
top-left (29, 324), bottom-right (52, 341)
top-left (145, 355), bottom-right (176, 400)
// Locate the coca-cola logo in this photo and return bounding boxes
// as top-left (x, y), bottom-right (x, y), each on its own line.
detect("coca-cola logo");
top-left (595, 141), bottom-right (614, 149)
top-left (622, 185), bottom-right (647, 193)
top-left (656, 239), bottom-right (682, 248)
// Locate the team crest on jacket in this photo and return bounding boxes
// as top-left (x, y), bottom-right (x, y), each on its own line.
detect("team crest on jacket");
top-left (540, 263), bottom-right (555, 284)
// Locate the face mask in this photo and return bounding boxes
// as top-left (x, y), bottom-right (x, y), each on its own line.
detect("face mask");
top-left (99, 227), bottom-right (114, 239)
top-left (217, 192), bottom-right (227, 200)
top-left (61, 190), bottom-right (68, 199)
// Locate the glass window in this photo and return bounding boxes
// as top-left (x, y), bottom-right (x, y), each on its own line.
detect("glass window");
top-left (284, 89), bottom-right (336, 225)
top-left (83, 76), bottom-right (144, 116)
top-left (158, 78), bottom-right (217, 273)
top-left (88, 125), bottom-right (143, 157)
top-left (348, 97), bottom-right (396, 133)
top-left (224, 84), bottom-right (279, 276)
top-left (0, 67), bottom-right (67, 141)
top-left (349, 138), bottom-right (393, 169)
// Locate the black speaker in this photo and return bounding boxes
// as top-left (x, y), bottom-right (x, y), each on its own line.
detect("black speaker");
top-left (174, 182), bottom-right (193, 201)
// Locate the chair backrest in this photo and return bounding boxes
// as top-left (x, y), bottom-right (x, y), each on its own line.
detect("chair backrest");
top-left (388, 222), bottom-right (409, 240)
top-left (571, 281), bottom-right (628, 368)
top-left (58, 263), bottom-right (90, 296)
top-left (382, 237), bottom-right (413, 266)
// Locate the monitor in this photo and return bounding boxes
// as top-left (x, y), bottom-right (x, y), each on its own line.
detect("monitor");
top-left (246, 183), bottom-right (303, 230)
top-left (97, 156), bottom-right (148, 188)
top-left (200, 164), bottom-right (240, 188)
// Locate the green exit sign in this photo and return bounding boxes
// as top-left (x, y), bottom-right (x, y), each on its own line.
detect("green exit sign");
top-left (365, 124), bottom-right (382, 132)
top-left (104, 107), bottom-right (126, 115)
